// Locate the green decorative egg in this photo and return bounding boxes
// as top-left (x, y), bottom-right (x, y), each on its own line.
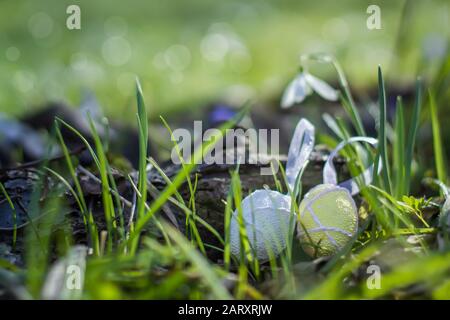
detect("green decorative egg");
top-left (297, 184), bottom-right (358, 257)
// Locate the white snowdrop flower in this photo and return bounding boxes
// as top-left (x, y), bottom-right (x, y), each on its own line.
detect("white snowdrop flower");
top-left (281, 73), bottom-right (311, 109)
top-left (281, 71), bottom-right (339, 109)
top-left (304, 73), bottom-right (339, 101)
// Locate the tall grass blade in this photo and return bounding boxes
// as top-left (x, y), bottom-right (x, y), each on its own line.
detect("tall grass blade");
top-left (87, 114), bottom-right (116, 253)
top-left (429, 90), bottom-right (447, 187)
top-left (136, 79), bottom-right (149, 222)
top-left (377, 66), bottom-right (392, 194)
top-left (393, 96), bottom-right (405, 199)
top-left (404, 78), bottom-right (422, 195)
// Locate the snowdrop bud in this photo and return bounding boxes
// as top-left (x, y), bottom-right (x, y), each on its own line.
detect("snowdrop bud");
top-left (304, 73), bottom-right (338, 101)
top-left (280, 71), bottom-right (338, 109)
top-left (281, 73), bottom-right (311, 109)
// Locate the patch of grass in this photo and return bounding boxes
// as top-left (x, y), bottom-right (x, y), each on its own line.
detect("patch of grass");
top-left (1, 61), bottom-right (449, 300)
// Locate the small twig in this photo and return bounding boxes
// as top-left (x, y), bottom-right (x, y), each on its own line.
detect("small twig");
top-left (126, 173), bottom-right (179, 228)
top-left (79, 165), bottom-right (179, 228)
top-left (78, 165), bottom-right (133, 209)
top-left (128, 190), bottom-right (137, 229)
top-left (0, 146), bottom-right (86, 172)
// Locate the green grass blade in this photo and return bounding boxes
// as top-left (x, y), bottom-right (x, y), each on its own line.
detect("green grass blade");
top-left (127, 79), bottom-right (150, 254)
top-left (55, 117), bottom-right (100, 169)
top-left (136, 78), bottom-right (149, 223)
top-left (429, 90), bottom-right (447, 188)
top-left (231, 168), bottom-right (253, 298)
top-left (54, 121), bottom-right (88, 215)
top-left (393, 96), bottom-right (405, 199)
top-left (223, 188), bottom-right (233, 270)
top-left (87, 114), bottom-right (116, 253)
top-left (377, 66), bottom-right (392, 194)
top-left (404, 78), bottom-right (422, 195)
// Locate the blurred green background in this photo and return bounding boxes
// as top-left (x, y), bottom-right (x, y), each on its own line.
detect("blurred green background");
top-left (0, 0), bottom-right (448, 119)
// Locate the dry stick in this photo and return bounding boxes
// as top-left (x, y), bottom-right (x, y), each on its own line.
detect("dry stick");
top-left (77, 166), bottom-right (133, 209)
top-left (125, 173), bottom-right (179, 228)
top-left (128, 189), bottom-right (137, 229)
top-left (0, 146), bottom-right (86, 172)
top-left (77, 165), bottom-right (179, 228)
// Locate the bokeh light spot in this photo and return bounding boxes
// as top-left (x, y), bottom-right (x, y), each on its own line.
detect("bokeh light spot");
top-left (102, 36), bottom-right (132, 66)
top-left (200, 33), bottom-right (229, 62)
top-left (5, 47), bottom-right (21, 62)
top-left (164, 45), bottom-right (191, 71)
top-left (104, 16), bottom-right (128, 37)
top-left (28, 12), bottom-right (54, 39)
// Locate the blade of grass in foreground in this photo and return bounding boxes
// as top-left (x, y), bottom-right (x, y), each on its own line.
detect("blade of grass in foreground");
top-left (393, 96), bottom-right (405, 199)
top-left (136, 78), bottom-right (149, 222)
top-left (404, 78), bottom-right (422, 195)
top-left (429, 90), bottom-right (447, 189)
top-left (87, 114), bottom-right (116, 253)
top-left (54, 122), bottom-right (88, 216)
top-left (230, 167), bottom-right (255, 298)
top-left (303, 244), bottom-right (381, 299)
top-left (129, 79), bottom-right (149, 254)
top-left (358, 251), bottom-right (450, 299)
top-left (223, 186), bottom-right (234, 270)
top-left (377, 66), bottom-right (392, 194)
top-left (164, 223), bottom-right (232, 299)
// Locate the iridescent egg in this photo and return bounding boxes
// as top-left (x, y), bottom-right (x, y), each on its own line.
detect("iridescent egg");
top-left (297, 184), bottom-right (358, 257)
top-left (230, 190), bottom-right (293, 262)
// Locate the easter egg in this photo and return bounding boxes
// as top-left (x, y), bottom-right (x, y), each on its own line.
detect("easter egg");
top-left (230, 189), bottom-right (294, 262)
top-left (297, 184), bottom-right (358, 257)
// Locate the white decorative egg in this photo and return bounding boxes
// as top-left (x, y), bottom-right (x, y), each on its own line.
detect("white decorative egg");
top-left (230, 190), bottom-right (294, 262)
top-left (297, 184), bottom-right (358, 257)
